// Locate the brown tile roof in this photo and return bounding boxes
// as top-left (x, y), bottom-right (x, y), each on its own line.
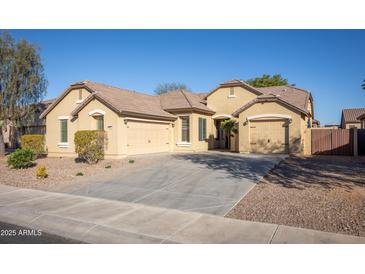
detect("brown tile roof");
top-left (358, 113), bottom-right (365, 120)
top-left (232, 94), bottom-right (309, 117)
top-left (41, 81), bottom-right (214, 120)
top-left (256, 85), bottom-right (310, 114)
top-left (342, 108), bottom-right (365, 123)
top-left (196, 92), bottom-right (208, 100)
top-left (83, 81), bottom-right (176, 120)
top-left (41, 98), bottom-right (56, 105)
top-left (160, 89), bottom-right (214, 114)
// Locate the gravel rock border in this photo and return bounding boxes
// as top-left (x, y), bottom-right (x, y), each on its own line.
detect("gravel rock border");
top-left (226, 156), bottom-right (365, 237)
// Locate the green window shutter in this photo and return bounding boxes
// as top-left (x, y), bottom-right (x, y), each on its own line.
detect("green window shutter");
top-left (60, 119), bottom-right (68, 143)
top-left (203, 118), bottom-right (207, 140)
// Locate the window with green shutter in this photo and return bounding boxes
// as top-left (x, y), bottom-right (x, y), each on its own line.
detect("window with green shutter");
top-left (199, 117), bottom-right (207, 141)
top-left (60, 119), bottom-right (68, 143)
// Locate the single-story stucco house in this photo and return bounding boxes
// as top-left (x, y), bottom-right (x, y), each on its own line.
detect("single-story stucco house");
top-left (40, 80), bottom-right (315, 158)
top-left (340, 108), bottom-right (365, 129)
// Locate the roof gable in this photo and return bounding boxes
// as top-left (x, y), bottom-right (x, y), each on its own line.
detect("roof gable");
top-left (204, 80), bottom-right (263, 100)
top-left (43, 81), bottom-right (213, 121)
top-left (342, 108), bottom-right (365, 123)
top-left (256, 85), bottom-right (311, 114)
top-left (232, 94), bottom-right (308, 117)
top-left (40, 83), bottom-right (93, 119)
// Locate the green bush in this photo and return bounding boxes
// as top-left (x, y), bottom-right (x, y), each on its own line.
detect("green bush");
top-left (76, 172), bottom-right (84, 176)
top-left (21, 134), bottom-right (45, 156)
top-left (105, 165), bottom-right (111, 169)
top-left (36, 165), bottom-right (48, 179)
top-left (128, 159), bottom-right (135, 164)
top-left (7, 148), bottom-right (35, 169)
top-left (74, 130), bottom-right (105, 164)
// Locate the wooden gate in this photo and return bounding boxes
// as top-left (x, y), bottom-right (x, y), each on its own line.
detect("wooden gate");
top-left (358, 129), bottom-right (365, 155)
top-left (311, 129), bottom-right (354, 155)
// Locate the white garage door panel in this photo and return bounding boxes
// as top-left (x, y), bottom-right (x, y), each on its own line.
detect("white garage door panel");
top-left (250, 120), bottom-right (288, 154)
top-left (127, 121), bottom-right (170, 155)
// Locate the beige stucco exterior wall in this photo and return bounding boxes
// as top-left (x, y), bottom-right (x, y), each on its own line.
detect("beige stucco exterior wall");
top-left (206, 86), bottom-right (257, 150)
top-left (45, 87), bottom-right (213, 158)
top-left (303, 128), bottom-right (312, 155)
top-left (45, 88), bottom-right (91, 157)
top-left (207, 86), bottom-right (258, 116)
top-left (238, 102), bottom-right (306, 154)
top-left (345, 122), bottom-right (361, 129)
top-left (76, 98), bottom-right (125, 158)
top-left (172, 112), bottom-right (213, 152)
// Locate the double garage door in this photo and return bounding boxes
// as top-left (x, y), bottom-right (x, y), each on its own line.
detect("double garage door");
top-left (126, 121), bottom-right (170, 155)
top-left (250, 120), bottom-right (289, 154)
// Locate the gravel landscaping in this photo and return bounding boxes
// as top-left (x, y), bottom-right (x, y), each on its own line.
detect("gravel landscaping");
top-left (226, 156), bottom-right (365, 237)
top-left (0, 155), bottom-right (156, 191)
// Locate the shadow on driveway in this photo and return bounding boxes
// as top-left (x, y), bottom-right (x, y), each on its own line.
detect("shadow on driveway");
top-left (173, 153), bottom-right (285, 181)
top-left (263, 155), bottom-right (365, 190)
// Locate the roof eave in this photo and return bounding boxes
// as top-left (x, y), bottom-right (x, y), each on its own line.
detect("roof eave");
top-left (164, 107), bottom-right (215, 115)
top-left (120, 111), bottom-right (177, 121)
top-left (232, 97), bottom-right (308, 118)
top-left (40, 83), bottom-right (94, 119)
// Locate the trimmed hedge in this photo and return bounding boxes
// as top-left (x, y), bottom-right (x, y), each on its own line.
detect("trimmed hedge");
top-left (7, 148), bottom-right (35, 169)
top-left (74, 130), bottom-right (105, 164)
top-left (21, 134), bottom-right (45, 156)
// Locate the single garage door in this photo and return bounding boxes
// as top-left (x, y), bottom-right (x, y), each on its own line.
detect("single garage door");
top-left (250, 120), bottom-right (289, 154)
top-left (126, 121), bottom-right (170, 155)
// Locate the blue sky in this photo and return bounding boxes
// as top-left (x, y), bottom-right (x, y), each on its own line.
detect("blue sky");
top-left (7, 30), bottom-right (365, 125)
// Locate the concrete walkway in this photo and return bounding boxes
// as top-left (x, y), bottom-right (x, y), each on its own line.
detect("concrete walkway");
top-left (0, 185), bottom-right (364, 244)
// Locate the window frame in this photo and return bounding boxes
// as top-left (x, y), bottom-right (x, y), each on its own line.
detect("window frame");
top-left (198, 117), bottom-right (207, 141)
top-left (229, 87), bottom-right (235, 96)
top-left (96, 115), bottom-right (104, 130)
top-left (180, 116), bottom-right (190, 143)
top-left (60, 119), bottom-right (68, 143)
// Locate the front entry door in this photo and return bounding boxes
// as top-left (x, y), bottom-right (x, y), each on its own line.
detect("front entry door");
top-left (215, 119), bottom-right (229, 150)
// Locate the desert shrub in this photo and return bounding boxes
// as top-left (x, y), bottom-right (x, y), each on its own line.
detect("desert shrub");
top-left (21, 134), bottom-right (45, 156)
top-left (76, 172), bottom-right (84, 176)
top-left (128, 159), bottom-right (135, 164)
top-left (36, 165), bottom-right (48, 179)
top-left (74, 130), bottom-right (105, 164)
top-left (7, 148), bottom-right (35, 169)
top-left (105, 165), bottom-right (111, 169)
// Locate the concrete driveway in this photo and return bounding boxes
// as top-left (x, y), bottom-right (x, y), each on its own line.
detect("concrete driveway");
top-left (59, 152), bottom-right (285, 215)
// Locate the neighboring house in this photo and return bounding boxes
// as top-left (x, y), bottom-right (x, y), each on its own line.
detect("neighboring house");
top-left (340, 108), bottom-right (365, 129)
top-left (312, 119), bottom-right (320, 128)
top-left (2, 99), bottom-right (55, 148)
top-left (40, 80), bottom-right (314, 158)
top-left (357, 113), bottom-right (365, 129)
